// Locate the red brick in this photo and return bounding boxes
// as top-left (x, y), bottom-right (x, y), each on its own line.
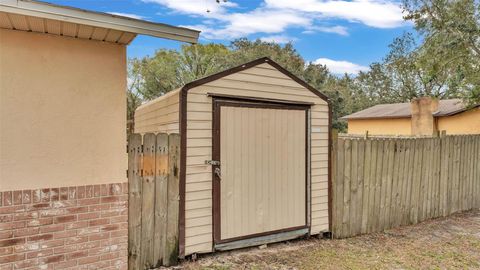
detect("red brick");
top-left (77, 198), bottom-right (100, 206)
top-left (66, 206), bottom-right (88, 214)
top-left (85, 186), bottom-right (94, 199)
top-left (78, 255), bottom-right (100, 265)
top-left (27, 248), bottom-right (53, 259)
top-left (54, 260), bottom-right (77, 269)
top-left (14, 227), bottom-right (39, 237)
top-left (77, 186), bottom-right (86, 200)
top-left (39, 224), bottom-right (64, 234)
top-left (0, 247), bottom-right (13, 256)
top-left (12, 191), bottom-right (22, 205)
top-left (110, 230), bottom-right (127, 238)
top-left (88, 218), bottom-right (109, 227)
top-left (39, 209), bottom-right (65, 218)
top-left (0, 205), bottom-right (24, 215)
top-left (28, 234), bottom-right (53, 242)
top-left (53, 244), bottom-right (77, 254)
top-left (40, 189), bottom-right (50, 202)
top-left (101, 251), bottom-right (120, 260)
top-left (0, 215), bottom-right (12, 223)
top-left (88, 233), bottom-right (109, 242)
top-left (50, 188), bottom-right (59, 201)
top-left (14, 212), bottom-right (38, 221)
top-left (0, 238), bottom-right (25, 247)
top-left (68, 187), bottom-right (77, 200)
top-left (93, 186), bottom-right (101, 198)
top-left (59, 187), bottom-right (68, 201)
top-left (27, 218), bottom-right (53, 227)
top-left (13, 258), bottom-right (39, 269)
top-left (2, 192), bottom-right (12, 206)
top-left (14, 242), bottom-right (40, 253)
top-left (78, 212), bottom-right (100, 220)
top-left (66, 250), bottom-right (88, 260)
top-left (100, 197), bottom-right (121, 204)
top-left (122, 183), bottom-right (128, 194)
top-left (78, 227), bottom-right (100, 236)
top-left (53, 230), bottom-right (76, 239)
top-left (39, 254), bottom-right (64, 264)
top-left (68, 236), bottom-right (88, 244)
top-left (89, 204), bottom-right (109, 212)
top-left (0, 253), bottom-right (25, 264)
top-left (0, 231), bottom-right (13, 239)
top-left (39, 239), bottom-right (64, 249)
top-left (110, 216), bottom-right (127, 224)
top-left (22, 191), bottom-right (32, 204)
top-left (54, 215), bottom-right (76, 224)
top-left (100, 224), bottom-right (118, 232)
top-left (66, 221), bottom-right (88, 230)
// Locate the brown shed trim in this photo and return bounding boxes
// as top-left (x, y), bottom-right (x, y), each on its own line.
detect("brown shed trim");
top-left (178, 57), bottom-right (331, 257)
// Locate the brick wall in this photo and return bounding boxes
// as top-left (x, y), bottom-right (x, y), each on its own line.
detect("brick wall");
top-left (0, 183), bottom-right (128, 270)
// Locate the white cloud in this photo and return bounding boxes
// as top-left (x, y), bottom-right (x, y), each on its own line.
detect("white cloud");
top-left (314, 58), bottom-right (369, 74)
top-left (260, 35), bottom-right (298, 44)
top-left (304, 25), bottom-right (349, 36)
top-left (107, 12), bottom-right (146, 20)
top-left (182, 9), bottom-right (310, 39)
top-left (142, 0), bottom-right (237, 16)
top-left (142, 0), bottom-right (406, 41)
top-left (265, 0), bottom-right (404, 28)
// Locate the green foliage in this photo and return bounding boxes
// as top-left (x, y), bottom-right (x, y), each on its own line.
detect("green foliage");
top-left (402, 0), bottom-right (480, 105)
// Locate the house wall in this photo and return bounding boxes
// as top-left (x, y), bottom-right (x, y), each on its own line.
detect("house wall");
top-left (184, 63), bottom-right (330, 255)
top-left (0, 29), bottom-right (127, 191)
top-left (437, 107), bottom-right (480, 135)
top-left (347, 118), bottom-right (412, 136)
top-left (134, 88), bottom-right (180, 134)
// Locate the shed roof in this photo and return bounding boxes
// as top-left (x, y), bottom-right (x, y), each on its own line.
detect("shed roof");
top-left (0, 0), bottom-right (199, 44)
top-left (342, 99), bottom-right (475, 120)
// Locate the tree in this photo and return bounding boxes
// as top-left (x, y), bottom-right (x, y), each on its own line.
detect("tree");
top-left (403, 0), bottom-right (480, 105)
top-left (229, 38), bottom-right (306, 77)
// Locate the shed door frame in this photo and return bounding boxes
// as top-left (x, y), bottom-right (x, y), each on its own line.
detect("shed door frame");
top-left (212, 97), bottom-right (310, 245)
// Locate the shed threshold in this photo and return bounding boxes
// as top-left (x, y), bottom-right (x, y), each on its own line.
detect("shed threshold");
top-left (214, 228), bottom-right (309, 251)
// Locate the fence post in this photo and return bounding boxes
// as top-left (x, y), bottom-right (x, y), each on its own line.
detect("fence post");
top-left (128, 134), bottom-right (143, 270)
top-left (163, 134), bottom-right (180, 266)
top-left (154, 134), bottom-right (169, 266)
top-left (140, 134), bottom-right (156, 268)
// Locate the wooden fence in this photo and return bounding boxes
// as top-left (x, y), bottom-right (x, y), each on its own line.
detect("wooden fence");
top-left (332, 134), bottom-right (480, 238)
top-left (128, 133), bottom-right (180, 269)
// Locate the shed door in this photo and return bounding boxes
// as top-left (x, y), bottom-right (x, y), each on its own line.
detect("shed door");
top-left (213, 100), bottom-right (308, 243)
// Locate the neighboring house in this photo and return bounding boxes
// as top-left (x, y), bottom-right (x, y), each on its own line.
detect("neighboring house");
top-left (0, 0), bottom-right (198, 268)
top-left (342, 97), bottom-right (480, 136)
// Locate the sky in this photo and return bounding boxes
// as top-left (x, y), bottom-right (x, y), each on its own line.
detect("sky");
top-left (47, 0), bottom-right (412, 74)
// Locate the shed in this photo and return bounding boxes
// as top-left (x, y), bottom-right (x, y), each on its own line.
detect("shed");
top-left (134, 57), bottom-right (332, 257)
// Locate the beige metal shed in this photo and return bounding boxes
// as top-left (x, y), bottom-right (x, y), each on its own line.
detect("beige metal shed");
top-left (135, 57), bottom-right (332, 257)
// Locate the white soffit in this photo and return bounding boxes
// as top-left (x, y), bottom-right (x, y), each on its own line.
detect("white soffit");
top-left (0, 0), bottom-right (200, 44)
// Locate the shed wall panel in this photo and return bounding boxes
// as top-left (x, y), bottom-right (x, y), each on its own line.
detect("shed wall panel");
top-left (184, 62), bottom-right (329, 255)
top-left (134, 89), bottom-right (181, 134)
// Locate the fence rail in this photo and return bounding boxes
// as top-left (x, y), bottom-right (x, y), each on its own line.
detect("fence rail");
top-left (332, 134), bottom-right (480, 238)
top-left (128, 133), bottom-right (180, 270)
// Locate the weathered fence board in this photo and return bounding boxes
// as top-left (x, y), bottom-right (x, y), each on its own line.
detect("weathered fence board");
top-left (332, 134), bottom-right (480, 239)
top-left (128, 133), bottom-right (181, 270)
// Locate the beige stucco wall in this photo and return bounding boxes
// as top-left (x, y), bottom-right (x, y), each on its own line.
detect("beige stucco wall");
top-left (437, 108), bottom-right (480, 135)
top-left (347, 118), bottom-right (412, 135)
top-left (0, 29), bottom-right (127, 191)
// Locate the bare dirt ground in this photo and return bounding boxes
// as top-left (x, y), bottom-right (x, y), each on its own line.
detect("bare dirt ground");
top-left (178, 210), bottom-right (480, 270)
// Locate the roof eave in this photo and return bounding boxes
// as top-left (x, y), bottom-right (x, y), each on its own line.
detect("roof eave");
top-left (0, 0), bottom-right (200, 43)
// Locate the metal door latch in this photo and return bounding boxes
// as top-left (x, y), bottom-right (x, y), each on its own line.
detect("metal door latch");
top-left (214, 167), bottom-right (222, 180)
top-left (205, 160), bottom-right (221, 166)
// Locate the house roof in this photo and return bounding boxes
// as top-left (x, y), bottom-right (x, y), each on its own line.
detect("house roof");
top-left (0, 0), bottom-right (200, 44)
top-left (342, 99), bottom-right (476, 120)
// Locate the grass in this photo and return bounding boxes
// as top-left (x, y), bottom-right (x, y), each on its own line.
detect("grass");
top-left (178, 210), bottom-right (480, 270)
